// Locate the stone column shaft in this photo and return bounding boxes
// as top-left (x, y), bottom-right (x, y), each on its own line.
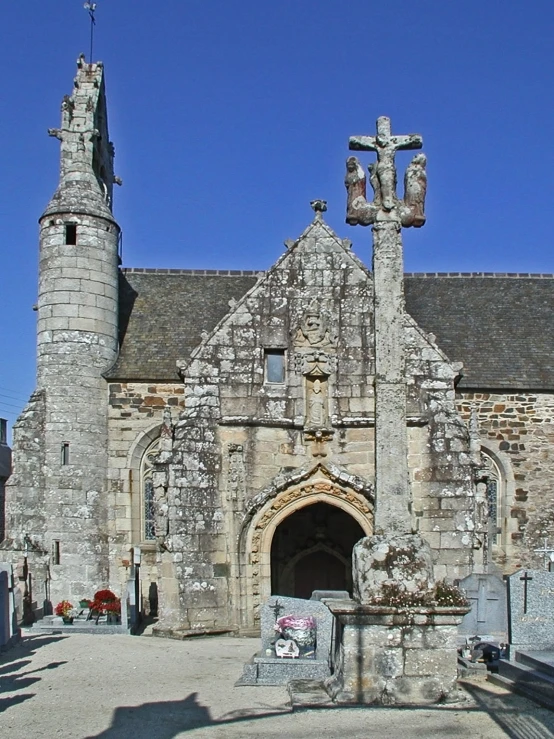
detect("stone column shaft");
top-left (372, 220), bottom-right (411, 534)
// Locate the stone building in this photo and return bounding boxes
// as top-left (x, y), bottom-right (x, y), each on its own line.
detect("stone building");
top-left (2, 58), bottom-right (554, 634)
top-left (0, 419), bottom-right (11, 542)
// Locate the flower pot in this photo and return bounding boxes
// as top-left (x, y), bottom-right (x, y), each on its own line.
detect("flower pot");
top-left (62, 616), bottom-right (74, 625)
top-left (79, 600), bottom-right (90, 610)
top-left (106, 614), bottom-right (120, 625)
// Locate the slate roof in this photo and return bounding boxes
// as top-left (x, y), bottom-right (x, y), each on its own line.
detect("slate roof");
top-left (106, 269), bottom-right (259, 381)
top-left (106, 269), bottom-right (554, 391)
top-left (404, 274), bottom-right (554, 390)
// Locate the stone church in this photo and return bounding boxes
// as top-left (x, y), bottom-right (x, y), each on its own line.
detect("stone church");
top-left (3, 57), bottom-right (554, 635)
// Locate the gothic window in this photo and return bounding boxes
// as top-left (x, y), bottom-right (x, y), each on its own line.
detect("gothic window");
top-left (482, 452), bottom-right (502, 546)
top-left (140, 439), bottom-right (160, 541)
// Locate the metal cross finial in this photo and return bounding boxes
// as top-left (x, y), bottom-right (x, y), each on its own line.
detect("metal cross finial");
top-left (534, 538), bottom-right (554, 570)
top-left (84, 3), bottom-right (97, 63)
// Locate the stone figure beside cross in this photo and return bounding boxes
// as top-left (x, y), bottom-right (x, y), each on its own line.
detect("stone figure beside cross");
top-left (346, 116), bottom-right (427, 228)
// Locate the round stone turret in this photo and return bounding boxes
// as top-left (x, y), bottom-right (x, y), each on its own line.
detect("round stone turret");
top-left (34, 56), bottom-right (121, 603)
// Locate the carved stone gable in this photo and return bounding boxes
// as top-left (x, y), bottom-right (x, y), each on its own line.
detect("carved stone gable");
top-left (293, 300), bottom-right (336, 352)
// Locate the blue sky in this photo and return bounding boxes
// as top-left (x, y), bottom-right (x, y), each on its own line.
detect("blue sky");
top-left (1, 0), bottom-right (554, 433)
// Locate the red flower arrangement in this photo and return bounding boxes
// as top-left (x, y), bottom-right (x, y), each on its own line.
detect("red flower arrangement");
top-left (90, 589), bottom-right (121, 616)
top-left (55, 600), bottom-right (73, 617)
top-left (103, 600), bottom-right (121, 615)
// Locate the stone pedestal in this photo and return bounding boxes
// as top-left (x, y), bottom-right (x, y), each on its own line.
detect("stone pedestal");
top-left (325, 600), bottom-right (468, 705)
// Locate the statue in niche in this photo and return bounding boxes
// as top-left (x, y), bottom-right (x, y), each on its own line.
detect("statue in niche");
top-left (307, 376), bottom-right (328, 428)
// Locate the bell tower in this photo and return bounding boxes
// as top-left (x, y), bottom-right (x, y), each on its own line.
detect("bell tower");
top-left (32, 54), bottom-right (121, 603)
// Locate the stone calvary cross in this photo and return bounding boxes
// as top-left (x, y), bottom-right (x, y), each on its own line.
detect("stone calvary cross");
top-left (345, 116), bottom-right (428, 535)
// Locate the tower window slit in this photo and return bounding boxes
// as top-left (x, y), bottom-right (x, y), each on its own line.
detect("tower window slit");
top-left (65, 223), bottom-right (77, 245)
top-left (61, 442), bottom-right (70, 465)
top-left (52, 540), bottom-right (61, 565)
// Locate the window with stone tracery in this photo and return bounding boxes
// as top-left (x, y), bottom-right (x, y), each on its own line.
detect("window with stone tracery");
top-left (482, 452), bottom-right (502, 546)
top-left (140, 439), bottom-right (160, 541)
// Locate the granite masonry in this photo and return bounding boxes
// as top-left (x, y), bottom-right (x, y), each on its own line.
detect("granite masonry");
top-left (1, 57), bottom-right (554, 640)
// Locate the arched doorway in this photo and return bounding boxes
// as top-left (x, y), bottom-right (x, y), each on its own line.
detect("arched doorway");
top-left (270, 502), bottom-right (365, 598)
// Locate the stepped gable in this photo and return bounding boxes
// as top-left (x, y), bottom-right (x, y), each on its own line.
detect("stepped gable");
top-left (405, 273), bottom-right (554, 390)
top-left (106, 269), bottom-right (259, 381)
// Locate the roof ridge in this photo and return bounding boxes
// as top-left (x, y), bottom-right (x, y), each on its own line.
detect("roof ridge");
top-left (405, 272), bottom-right (554, 278)
top-left (121, 267), bottom-right (262, 276)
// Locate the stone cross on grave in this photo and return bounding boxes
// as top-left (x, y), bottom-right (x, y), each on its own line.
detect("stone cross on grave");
top-left (345, 117), bottom-right (428, 535)
top-left (520, 571), bottom-right (533, 614)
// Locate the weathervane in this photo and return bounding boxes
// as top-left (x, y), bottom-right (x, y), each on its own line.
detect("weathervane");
top-left (83, 2), bottom-right (97, 63)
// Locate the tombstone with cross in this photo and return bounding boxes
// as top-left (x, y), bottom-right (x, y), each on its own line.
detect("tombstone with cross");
top-left (458, 573), bottom-right (507, 643)
top-left (507, 569), bottom-right (554, 650)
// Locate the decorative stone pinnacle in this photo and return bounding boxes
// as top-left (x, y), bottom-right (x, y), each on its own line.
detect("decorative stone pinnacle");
top-left (310, 199), bottom-right (328, 214)
top-left (345, 116), bottom-right (427, 229)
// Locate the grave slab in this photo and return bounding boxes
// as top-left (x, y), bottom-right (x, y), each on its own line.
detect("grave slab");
top-left (0, 563), bottom-right (21, 651)
top-left (507, 569), bottom-right (554, 650)
top-left (458, 573), bottom-right (507, 642)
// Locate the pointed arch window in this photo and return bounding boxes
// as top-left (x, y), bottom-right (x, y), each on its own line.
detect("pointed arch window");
top-left (482, 452), bottom-right (502, 546)
top-left (141, 439), bottom-right (160, 541)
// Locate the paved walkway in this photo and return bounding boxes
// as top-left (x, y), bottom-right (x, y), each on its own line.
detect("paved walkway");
top-left (1, 632), bottom-right (554, 738)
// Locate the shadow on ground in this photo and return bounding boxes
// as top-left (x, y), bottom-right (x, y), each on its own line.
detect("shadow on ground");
top-left (463, 681), bottom-right (554, 739)
top-left (84, 683), bottom-right (554, 739)
top-left (0, 634), bottom-right (68, 714)
top-left (84, 692), bottom-right (290, 738)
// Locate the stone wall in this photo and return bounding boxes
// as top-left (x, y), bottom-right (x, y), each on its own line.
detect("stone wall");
top-left (458, 391), bottom-right (554, 571)
top-left (106, 382), bottom-right (186, 607)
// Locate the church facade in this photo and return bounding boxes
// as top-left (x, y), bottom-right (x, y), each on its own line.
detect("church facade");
top-left (3, 58), bottom-right (554, 634)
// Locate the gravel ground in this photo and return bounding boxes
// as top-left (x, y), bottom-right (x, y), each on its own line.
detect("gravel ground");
top-left (1, 631), bottom-right (554, 739)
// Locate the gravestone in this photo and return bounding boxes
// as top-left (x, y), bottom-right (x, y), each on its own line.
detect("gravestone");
top-left (458, 573), bottom-right (507, 642)
top-left (507, 569), bottom-right (554, 650)
top-left (237, 595), bottom-right (334, 686)
top-left (0, 563), bottom-right (20, 650)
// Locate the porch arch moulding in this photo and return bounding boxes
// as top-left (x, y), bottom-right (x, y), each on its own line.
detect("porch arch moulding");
top-left (238, 479), bottom-right (374, 623)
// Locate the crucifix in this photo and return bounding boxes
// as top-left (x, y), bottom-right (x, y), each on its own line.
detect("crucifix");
top-left (350, 117), bottom-right (423, 211)
top-left (345, 117), bottom-right (427, 535)
top-left (520, 571), bottom-right (533, 614)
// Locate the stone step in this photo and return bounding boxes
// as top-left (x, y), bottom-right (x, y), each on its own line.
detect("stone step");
top-left (516, 650), bottom-right (554, 679)
top-left (24, 614), bottom-right (129, 635)
top-left (491, 657), bottom-right (554, 708)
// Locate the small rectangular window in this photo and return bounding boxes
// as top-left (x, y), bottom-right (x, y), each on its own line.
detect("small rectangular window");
top-left (265, 349), bottom-right (286, 384)
top-left (61, 442), bottom-right (70, 465)
top-left (65, 223), bottom-right (77, 245)
top-left (0, 418), bottom-right (6, 444)
top-left (52, 540), bottom-right (61, 565)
